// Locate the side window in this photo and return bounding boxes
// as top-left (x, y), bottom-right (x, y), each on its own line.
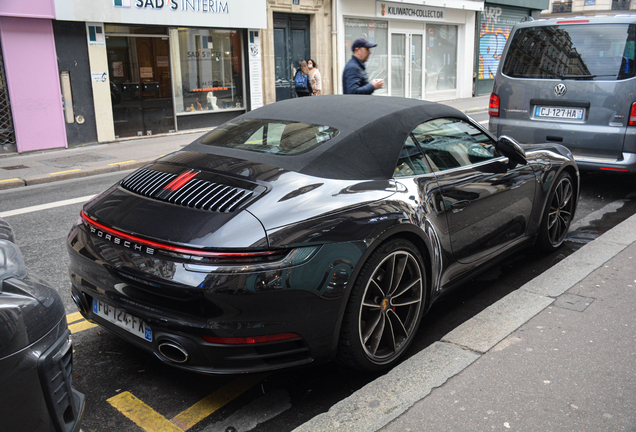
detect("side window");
top-left (394, 135), bottom-right (430, 177)
top-left (412, 118), bottom-right (499, 171)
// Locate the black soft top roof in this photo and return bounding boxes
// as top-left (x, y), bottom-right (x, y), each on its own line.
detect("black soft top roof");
top-left (184, 95), bottom-right (468, 180)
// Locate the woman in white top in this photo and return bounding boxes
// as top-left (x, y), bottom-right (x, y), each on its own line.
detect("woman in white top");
top-left (308, 58), bottom-right (322, 95)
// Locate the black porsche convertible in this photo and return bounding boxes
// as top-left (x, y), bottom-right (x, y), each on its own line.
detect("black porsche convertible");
top-left (67, 96), bottom-right (578, 374)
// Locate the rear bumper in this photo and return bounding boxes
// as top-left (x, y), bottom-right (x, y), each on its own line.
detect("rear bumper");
top-left (573, 152), bottom-right (636, 172)
top-left (67, 222), bottom-right (365, 374)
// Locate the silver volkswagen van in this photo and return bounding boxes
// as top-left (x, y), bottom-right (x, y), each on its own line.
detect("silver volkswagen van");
top-left (489, 16), bottom-right (636, 172)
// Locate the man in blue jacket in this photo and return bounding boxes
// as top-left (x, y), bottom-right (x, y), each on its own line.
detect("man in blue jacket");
top-left (342, 38), bottom-right (385, 95)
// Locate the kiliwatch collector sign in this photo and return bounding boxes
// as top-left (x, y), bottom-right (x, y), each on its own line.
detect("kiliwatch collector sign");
top-left (376, 1), bottom-right (445, 22)
top-left (53, 0), bottom-right (266, 29)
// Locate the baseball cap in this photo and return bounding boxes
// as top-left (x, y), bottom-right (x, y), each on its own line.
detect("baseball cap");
top-left (351, 38), bottom-right (377, 51)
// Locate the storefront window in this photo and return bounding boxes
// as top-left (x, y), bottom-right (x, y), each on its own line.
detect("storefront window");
top-left (172, 28), bottom-right (244, 114)
top-left (426, 24), bottom-right (457, 91)
top-left (344, 18), bottom-right (388, 95)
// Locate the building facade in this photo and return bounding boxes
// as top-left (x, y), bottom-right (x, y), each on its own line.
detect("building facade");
top-left (475, 0), bottom-right (548, 95)
top-left (0, 0), bottom-right (268, 153)
top-left (336, 0), bottom-right (484, 101)
top-left (544, 0), bottom-right (634, 16)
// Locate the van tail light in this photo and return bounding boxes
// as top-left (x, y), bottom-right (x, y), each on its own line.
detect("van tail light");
top-left (489, 93), bottom-right (500, 117)
top-left (629, 102), bottom-right (636, 126)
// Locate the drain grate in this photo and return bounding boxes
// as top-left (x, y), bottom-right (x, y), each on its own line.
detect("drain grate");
top-left (40, 153), bottom-right (115, 168)
top-left (1, 164), bottom-right (28, 170)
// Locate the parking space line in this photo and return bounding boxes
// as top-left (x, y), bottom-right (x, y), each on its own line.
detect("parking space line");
top-left (171, 374), bottom-right (269, 430)
top-left (108, 391), bottom-right (184, 432)
top-left (69, 319), bottom-right (98, 334)
top-left (50, 169), bottom-right (82, 175)
top-left (108, 160), bottom-right (136, 166)
top-left (67, 311), bottom-right (84, 324)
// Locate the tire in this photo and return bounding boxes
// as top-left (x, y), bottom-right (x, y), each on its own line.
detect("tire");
top-left (536, 171), bottom-right (575, 250)
top-left (337, 238), bottom-right (427, 372)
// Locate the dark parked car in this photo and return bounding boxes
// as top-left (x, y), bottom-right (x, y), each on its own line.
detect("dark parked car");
top-left (67, 96), bottom-right (578, 374)
top-left (0, 218), bottom-right (84, 432)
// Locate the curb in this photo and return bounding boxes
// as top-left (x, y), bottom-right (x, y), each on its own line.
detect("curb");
top-left (292, 212), bottom-right (636, 432)
top-left (0, 159), bottom-right (155, 191)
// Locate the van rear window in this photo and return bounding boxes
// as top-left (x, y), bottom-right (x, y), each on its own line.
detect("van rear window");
top-left (502, 24), bottom-right (636, 80)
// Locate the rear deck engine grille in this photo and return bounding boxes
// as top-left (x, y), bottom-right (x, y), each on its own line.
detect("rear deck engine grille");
top-left (120, 168), bottom-right (257, 213)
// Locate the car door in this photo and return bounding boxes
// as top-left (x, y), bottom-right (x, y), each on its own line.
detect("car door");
top-left (413, 117), bottom-right (536, 264)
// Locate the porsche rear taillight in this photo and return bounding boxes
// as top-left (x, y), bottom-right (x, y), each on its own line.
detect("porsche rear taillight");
top-left (489, 93), bottom-right (500, 117)
top-left (629, 102), bottom-right (636, 126)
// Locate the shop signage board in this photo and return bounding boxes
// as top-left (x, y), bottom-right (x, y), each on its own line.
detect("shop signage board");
top-left (377, 1), bottom-right (446, 22)
top-left (54, 0), bottom-right (267, 29)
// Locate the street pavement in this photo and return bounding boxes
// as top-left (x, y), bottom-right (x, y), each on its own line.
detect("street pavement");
top-left (293, 209), bottom-right (636, 431)
top-left (7, 94), bottom-right (633, 431)
top-left (0, 95), bottom-right (490, 190)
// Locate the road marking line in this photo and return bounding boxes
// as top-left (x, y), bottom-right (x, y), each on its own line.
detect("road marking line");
top-left (108, 160), bottom-right (136, 166)
top-left (0, 194), bottom-right (95, 218)
top-left (69, 320), bottom-right (98, 334)
top-left (108, 392), bottom-right (184, 432)
top-left (171, 374), bottom-right (269, 430)
top-left (50, 169), bottom-right (82, 175)
top-left (67, 312), bottom-right (84, 324)
top-left (0, 178), bottom-right (20, 183)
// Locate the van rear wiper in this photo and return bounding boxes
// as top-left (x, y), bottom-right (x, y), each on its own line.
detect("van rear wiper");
top-left (559, 74), bottom-right (615, 80)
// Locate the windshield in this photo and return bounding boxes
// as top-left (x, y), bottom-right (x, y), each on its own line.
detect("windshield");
top-left (199, 119), bottom-right (339, 155)
top-left (502, 23), bottom-right (636, 80)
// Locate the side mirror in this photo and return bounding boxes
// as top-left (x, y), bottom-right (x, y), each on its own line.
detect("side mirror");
top-left (497, 135), bottom-right (527, 168)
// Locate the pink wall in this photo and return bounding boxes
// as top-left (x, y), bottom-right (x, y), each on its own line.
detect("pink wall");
top-left (0, 16), bottom-right (67, 152)
top-left (0, 0), bottom-right (55, 19)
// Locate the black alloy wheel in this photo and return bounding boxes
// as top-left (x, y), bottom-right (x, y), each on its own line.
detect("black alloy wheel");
top-left (338, 239), bottom-right (426, 372)
top-left (537, 171), bottom-right (575, 250)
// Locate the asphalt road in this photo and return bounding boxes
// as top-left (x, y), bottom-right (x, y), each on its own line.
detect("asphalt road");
top-left (1, 165), bottom-right (635, 432)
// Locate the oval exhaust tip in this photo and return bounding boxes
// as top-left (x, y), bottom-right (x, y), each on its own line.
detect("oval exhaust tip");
top-left (158, 342), bottom-right (189, 364)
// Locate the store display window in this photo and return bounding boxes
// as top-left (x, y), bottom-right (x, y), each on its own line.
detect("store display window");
top-left (172, 28), bottom-right (244, 114)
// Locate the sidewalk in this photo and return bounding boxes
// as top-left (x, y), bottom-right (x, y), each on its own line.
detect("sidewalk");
top-left (293, 212), bottom-right (636, 432)
top-left (0, 95), bottom-right (490, 190)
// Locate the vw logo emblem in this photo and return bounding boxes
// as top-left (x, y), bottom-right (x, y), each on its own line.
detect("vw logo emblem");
top-left (554, 83), bottom-right (567, 97)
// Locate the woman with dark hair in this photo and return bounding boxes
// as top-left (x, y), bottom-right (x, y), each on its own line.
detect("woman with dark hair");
top-left (293, 60), bottom-right (313, 97)
top-left (308, 58), bottom-right (322, 95)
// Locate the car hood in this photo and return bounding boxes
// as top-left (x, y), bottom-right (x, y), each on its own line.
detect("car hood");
top-left (0, 274), bottom-right (66, 358)
top-left (82, 151), bottom-right (397, 249)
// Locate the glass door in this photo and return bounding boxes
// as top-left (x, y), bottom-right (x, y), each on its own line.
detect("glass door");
top-left (107, 34), bottom-right (174, 138)
top-left (390, 32), bottom-right (424, 99)
top-left (391, 33), bottom-right (406, 97)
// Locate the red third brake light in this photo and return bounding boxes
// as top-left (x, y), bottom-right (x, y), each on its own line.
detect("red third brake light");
top-left (489, 93), bottom-right (500, 117)
top-left (629, 102), bottom-right (636, 126)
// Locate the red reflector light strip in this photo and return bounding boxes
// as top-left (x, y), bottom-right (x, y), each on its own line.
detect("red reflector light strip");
top-left (80, 210), bottom-right (281, 259)
top-left (600, 167), bottom-right (629, 172)
top-left (557, 20), bottom-right (589, 24)
top-left (203, 333), bottom-right (300, 345)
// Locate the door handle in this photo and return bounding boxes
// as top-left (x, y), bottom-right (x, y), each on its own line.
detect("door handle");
top-left (450, 200), bottom-right (470, 213)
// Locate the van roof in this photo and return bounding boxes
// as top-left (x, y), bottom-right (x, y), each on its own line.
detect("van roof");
top-left (515, 15), bottom-right (636, 28)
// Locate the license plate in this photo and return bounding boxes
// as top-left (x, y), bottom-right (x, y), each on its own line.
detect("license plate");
top-left (92, 299), bottom-right (152, 342)
top-left (535, 106), bottom-right (584, 120)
